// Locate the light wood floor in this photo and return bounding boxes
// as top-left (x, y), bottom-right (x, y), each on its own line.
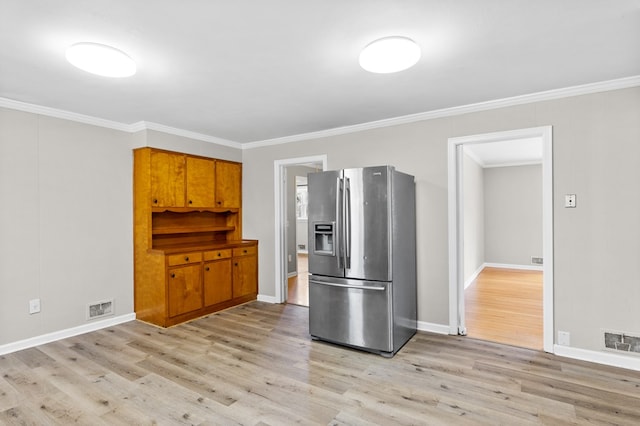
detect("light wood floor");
top-left (2, 302), bottom-right (640, 425)
top-left (287, 253), bottom-right (309, 306)
top-left (465, 267), bottom-right (543, 350)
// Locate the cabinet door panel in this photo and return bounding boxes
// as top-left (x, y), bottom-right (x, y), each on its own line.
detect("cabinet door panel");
top-left (232, 255), bottom-right (257, 298)
top-left (151, 151), bottom-right (185, 207)
top-left (204, 260), bottom-right (232, 306)
top-left (168, 265), bottom-right (202, 317)
top-left (215, 161), bottom-right (241, 208)
top-left (186, 157), bottom-right (215, 208)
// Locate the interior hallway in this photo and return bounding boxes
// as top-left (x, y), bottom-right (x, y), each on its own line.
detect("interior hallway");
top-left (465, 267), bottom-right (543, 350)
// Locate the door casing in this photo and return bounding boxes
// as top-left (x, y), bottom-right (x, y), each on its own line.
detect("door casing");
top-left (447, 126), bottom-right (554, 353)
top-left (274, 155), bottom-right (327, 303)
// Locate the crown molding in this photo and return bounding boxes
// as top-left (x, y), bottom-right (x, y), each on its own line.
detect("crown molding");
top-left (135, 121), bottom-right (241, 149)
top-left (243, 75), bottom-right (640, 149)
top-left (0, 97), bottom-right (132, 132)
top-left (2, 75), bottom-right (639, 150)
top-left (0, 97), bottom-right (242, 149)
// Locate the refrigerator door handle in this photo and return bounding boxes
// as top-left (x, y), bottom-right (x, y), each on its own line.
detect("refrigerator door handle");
top-left (336, 177), bottom-right (344, 269)
top-left (344, 177), bottom-right (351, 269)
top-left (309, 279), bottom-right (385, 291)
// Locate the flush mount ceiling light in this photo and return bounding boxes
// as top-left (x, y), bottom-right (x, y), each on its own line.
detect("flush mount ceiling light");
top-left (65, 42), bottom-right (136, 78)
top-left (359, 36), bottom-right (421, 74)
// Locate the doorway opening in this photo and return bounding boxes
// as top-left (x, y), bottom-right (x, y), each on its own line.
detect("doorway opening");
top-left (273, 155), bottom-right (327, 305)
top-left (448, 126), bottom-right (553, 352)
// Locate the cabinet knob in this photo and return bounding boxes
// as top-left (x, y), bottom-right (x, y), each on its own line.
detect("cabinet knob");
top-left (234, 262), bottom-right (238, 267)
top-left (217, 252), bottom-right (221, 257)
top-left (185, 256), bottom-right (189, 261)
top-left (170, 273), bottom-right (175, 278)
top-left (205, 266), bottom-right (210, 271)
top-left (188, 200), bottom-right (193, 204)
top-left (217, 201), bottom-right (222, 205)
top-left (243, 249), bottom-right (247, 253)
top-left (153, 199), bottom-right (158, 204)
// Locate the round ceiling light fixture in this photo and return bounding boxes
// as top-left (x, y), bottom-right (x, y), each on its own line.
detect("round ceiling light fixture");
top-left (66, 42), bottom-right (136, 78)
top-left (359, 36), bottom-right (421, 74)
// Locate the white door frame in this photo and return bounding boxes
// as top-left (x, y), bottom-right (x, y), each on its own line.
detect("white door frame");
top-left (273, 155), bottom-right (327, 303)
top-left (447, 126), bottom-right (554, 353)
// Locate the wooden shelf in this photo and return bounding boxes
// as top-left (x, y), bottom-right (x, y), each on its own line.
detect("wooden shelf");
top-left (151, 207), bottom-right (239, 214)
top-left (152, 226), bottom-right (235, 235)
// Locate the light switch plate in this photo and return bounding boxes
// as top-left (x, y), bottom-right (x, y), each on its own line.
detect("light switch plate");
top-left (29, 298), bottom-right (41, 314)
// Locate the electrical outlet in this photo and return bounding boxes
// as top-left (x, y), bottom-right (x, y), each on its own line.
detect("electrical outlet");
top-left (558, 331), bottom-right (571, 346)
top-left (564, 194), bottom-right (576, 208)
top-left (29, 298), bottom-right (41, 314)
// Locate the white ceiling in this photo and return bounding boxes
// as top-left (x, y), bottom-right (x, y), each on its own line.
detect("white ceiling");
top-left (1, 1), bottom-right (639, 144)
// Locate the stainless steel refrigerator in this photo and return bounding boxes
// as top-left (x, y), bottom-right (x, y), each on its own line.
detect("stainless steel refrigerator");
top-left (307, 166), bottom-right (416, 357)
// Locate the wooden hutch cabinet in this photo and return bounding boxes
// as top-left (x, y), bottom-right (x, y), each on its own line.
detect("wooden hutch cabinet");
top-left (134, 147), bottom-right (257, 327)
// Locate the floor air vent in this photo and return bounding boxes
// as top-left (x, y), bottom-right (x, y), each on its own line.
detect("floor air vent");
top-left (88, 299), bottom-right (114, 320)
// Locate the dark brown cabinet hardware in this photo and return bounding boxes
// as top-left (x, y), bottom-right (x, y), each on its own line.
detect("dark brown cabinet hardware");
top-left (153, 199), bottom-right (158, 204)
top-left (185, 256), bottom-right (189, 261)
top-left (205, 267), bottom-right (210, 271)
top-left (170, 273), bottom-right (175, 278)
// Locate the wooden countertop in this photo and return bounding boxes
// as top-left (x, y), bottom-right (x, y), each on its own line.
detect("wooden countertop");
top-left (150, 239), bottom-right (257, 255)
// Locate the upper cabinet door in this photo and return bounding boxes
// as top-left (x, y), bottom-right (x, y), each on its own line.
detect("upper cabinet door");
top-left (150, 151), bottom-right (185, 207)
top-left (215, 161), bottom-right (241, 208)
top-left (186, 157), bottom-right (215, 208)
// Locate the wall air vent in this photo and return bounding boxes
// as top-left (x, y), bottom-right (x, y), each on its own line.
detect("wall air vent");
top-left (531, 257), bottom-right (543, 265)
top-left (604, 330), bottom-right (640, 354)
top-left (87, 299), bottom-right (114, 320)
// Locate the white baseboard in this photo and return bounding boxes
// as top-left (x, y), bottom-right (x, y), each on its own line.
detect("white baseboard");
top-left (484, 262), bottom-right (543, 271)
top-left (417, 321), bottom-right (450, 335)
top-left (464, 263), bottom-right (542, 289)
top-left (287, 271), bottom-right (297, 278)
top-left (554, 344), bottom-right (640, 372)
top-left (0, 313), bottom-right (136, 356)
top-left (257, 294), bottom-right (279, 303)
top-left (464, 264), bottom-right (485, 289)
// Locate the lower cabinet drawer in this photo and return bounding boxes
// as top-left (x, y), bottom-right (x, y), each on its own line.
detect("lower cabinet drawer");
top-left (204, 249), bottom-right (232, 261)
top-left (168, 252), bottom-right (202, 266)
top-left (233, 246), bottom-right (257, 257)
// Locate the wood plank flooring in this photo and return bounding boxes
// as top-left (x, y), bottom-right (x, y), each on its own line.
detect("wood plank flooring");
top-left (465, 267), bottom-right (543, 350)
top-left (287, 254), bottom-right (309, 306)
top-left (2, 301), bottom-right (640, 425)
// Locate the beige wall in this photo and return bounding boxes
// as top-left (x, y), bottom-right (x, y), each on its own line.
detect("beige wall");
top-left (0, 109), bottom-right (242, 347)
top-left (484, 164), bottom-right (542, 266)
top-left (243, 86), bottom-right (640, 352)
top-left (0, 108), bottom-right (134, 344)
top-left (462, 151), bottom-right (485, 282)
top-left (136, 129), bottom-right (241, 162)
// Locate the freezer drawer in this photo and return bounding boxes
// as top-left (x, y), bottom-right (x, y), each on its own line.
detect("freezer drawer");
top-left (309, 275), bottom-right (393, 353)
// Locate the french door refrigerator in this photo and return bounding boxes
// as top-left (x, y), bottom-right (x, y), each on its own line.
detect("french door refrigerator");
top-left (307, 166), bottom-right (416, 357)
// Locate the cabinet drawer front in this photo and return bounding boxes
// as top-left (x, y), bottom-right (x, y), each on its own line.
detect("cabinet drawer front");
top-left (167, 252), bottom-right (203, 266)
top-left (233, 246), bottom-right (257, 257)
top-left (204, 249), bottom-right (232, 261)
